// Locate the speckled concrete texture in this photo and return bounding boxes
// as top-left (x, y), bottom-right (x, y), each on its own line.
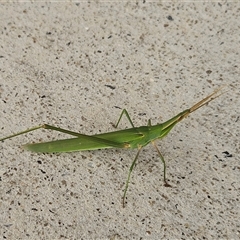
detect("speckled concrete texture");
top-left (0, 2), bottom-right (239, 239)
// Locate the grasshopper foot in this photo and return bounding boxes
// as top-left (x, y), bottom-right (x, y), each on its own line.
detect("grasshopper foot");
top-left (164, 180), bottom-right (172, 187)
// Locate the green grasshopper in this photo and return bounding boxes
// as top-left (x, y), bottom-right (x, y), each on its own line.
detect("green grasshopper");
top-left (0, 87), bottom-right (224, 206)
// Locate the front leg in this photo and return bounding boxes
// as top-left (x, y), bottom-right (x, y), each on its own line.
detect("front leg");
top-left (152, 141), bottom-right (172, 187)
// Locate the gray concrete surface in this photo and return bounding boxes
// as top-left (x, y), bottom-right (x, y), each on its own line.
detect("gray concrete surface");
top-left (0, 2), bottom-right (239, 239)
